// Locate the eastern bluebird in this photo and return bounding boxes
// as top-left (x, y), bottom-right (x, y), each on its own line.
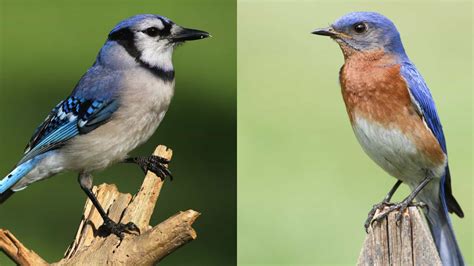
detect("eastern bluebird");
top-left (313, 12), bottom-right (464, 265)
top-left (0, 14), bottom-right (209, 238)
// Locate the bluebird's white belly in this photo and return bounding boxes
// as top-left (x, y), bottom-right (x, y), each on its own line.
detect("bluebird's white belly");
top-left (351, 115), bottom-right (445, 186)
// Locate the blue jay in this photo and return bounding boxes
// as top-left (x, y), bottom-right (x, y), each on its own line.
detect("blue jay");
top-left (0, 14), bottom-right (209, 238)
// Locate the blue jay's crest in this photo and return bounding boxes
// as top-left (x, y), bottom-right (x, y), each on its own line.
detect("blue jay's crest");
top-left (109, 14), bottom-right (173, 36)
top-left (21, 97), bottom-right (119, 164)
top-left (108, 14), bottom-right (175, 47)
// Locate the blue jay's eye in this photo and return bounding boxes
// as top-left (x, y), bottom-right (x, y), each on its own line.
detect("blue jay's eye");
top-left (144, 27), bottom-right (160, 37)
top-left (353, 23), bottom-right (367, 33)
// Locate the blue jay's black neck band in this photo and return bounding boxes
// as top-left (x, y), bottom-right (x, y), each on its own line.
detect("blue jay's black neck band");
top-left (108, 28), bottom-right (175, 82)
top-left (138, 60), bottom-right (175, 81)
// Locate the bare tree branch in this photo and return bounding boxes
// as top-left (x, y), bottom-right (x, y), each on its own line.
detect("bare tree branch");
top-left (1, 145), bottom-right (200, 265)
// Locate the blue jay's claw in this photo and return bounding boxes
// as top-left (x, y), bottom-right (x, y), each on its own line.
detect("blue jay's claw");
top-left (98, 218), bottom-right (140, 240)
top-left (125, 155), bottom-right (173, 181)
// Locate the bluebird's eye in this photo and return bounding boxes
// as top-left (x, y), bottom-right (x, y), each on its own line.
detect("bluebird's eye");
top-left (144, 27), bottom-right (160, 37)
top-left (353, 23), bottom-right (367, 33)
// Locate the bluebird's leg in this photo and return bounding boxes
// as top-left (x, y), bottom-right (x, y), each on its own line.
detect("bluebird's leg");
top-left (123, 155), bottom-right (173, 181)
top-left (364, 180), bottom-right (402, 231)
top-left (78, 172), bottom-right (140, 239)
top-left (370, 176), bottom-right (431, 228)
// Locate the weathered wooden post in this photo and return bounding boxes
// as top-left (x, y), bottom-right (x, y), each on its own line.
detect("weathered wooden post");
top-left (358, 206), bottom-right (442, 265)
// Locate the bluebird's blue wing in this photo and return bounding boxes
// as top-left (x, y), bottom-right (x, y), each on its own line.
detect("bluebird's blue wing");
top-left (400, 63), bottom-right (463, 218)
top-left (19, 97), bottom-right (119, 164)
top-left (400, 63), bottom-right (446, 153)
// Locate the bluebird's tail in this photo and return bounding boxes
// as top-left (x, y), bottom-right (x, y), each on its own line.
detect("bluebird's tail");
top-left (0, 159), bottom-right (38, 204)
top-left (423, 194), bottom-right (464, 266)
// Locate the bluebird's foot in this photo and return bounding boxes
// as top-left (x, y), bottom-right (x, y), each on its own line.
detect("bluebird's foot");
top-left (364, 180), bottom-right (403, 232)
top-left (364, 201), bottom-right (395, 232)
top-left (98, 218), bottom-right (140, 240)
top-left (126, 155), bottom-right (173, 181)
top-left (369, 200), bottom-right (427, 229)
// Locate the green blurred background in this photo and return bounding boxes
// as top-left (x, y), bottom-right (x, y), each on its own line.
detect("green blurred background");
top-left (238, 0), bottom-right (472, 265)
top-left (0, 0), bottom-right (236, 265)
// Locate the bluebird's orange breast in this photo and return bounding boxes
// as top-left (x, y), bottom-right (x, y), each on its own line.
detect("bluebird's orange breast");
top-left (339, 50), bottom-right (445, 171)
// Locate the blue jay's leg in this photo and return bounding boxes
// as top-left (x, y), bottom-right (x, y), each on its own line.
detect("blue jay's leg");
top-left (371, 176), bottom-right (431, 227)
top-left (78, 172), bottom-right (140, 239)
top-left (123, 156), bottom-right (173, 181)
top-left (364, 180), bottom-right (402, 231)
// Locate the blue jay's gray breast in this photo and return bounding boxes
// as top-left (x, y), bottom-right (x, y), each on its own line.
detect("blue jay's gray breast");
top-left (62, 68), bottom-right (175, 172)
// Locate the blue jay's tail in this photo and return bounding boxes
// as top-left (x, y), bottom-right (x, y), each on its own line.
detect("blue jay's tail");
top-left (0, 159), bottom-right (38, 203)
top-left (423, 194), bottom-right (464, 266)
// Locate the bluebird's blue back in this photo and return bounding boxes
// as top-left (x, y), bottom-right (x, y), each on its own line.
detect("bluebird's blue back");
top-left (400, 61), bottom-right (464, 265)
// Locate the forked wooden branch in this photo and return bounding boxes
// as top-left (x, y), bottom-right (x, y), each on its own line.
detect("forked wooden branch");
top-left (358, 206), bottom-right (441, 266)
top-left (0, 145), bottom-right (200, 265)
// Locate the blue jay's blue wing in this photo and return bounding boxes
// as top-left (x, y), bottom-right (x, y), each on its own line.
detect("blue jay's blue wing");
top-left (0, 156), bottom-right (42, 193)
top-left (0, 153), bottom-right (48, 193)
top-left (78, 99), bottom-right (119, 134)
top-left (1, 62), bottom-right (121, 196)
top-left (19, 97), bottom-right (119, 164)
top-left (400, 63), bottom-right (463, 218)
top-left (1, 95), bottom-right (119, 194)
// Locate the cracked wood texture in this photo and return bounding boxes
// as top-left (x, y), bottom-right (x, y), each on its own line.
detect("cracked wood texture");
top-left (0, 145), bottom-right (200, 265)
top-left (358, 206), bottom-right (441, 266)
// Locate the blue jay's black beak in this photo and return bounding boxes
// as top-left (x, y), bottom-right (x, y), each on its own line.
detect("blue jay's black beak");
top-left (311, 27), bottom-right (337, 37)
top-left (171, 28), bottom-right (210, 42)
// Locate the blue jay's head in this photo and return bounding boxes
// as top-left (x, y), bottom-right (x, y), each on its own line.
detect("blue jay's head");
top-left (312, 12), bottom-right (406, 58)
top-left (101, 14), bottom-right (210, 71)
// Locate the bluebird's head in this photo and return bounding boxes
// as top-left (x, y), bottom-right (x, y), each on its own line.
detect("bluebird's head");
top-left (98, 14), bottom-right (210, 71)
top-left (312, 12), bottom-right (406, 58)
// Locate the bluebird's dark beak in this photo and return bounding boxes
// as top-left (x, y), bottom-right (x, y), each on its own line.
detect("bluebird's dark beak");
top-left (311, 27), bottom-right (338, 37)
top-left (171, 27), bottom-right (210, 42)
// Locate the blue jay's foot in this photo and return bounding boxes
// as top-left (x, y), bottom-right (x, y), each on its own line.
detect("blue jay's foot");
top-left (369, 200), bottom-right (427, 229)
top-left (98, 218), bottom-right (140, 240)
top-left (364, 200), bottom-right (395, 232)
top-left (125, 155), bottom-right (173, 181)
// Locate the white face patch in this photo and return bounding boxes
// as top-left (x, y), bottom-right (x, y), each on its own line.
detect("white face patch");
top-left (133, 18), bottom-right (175, 71)
top-left (136, 40), bottom-right (174, 70)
